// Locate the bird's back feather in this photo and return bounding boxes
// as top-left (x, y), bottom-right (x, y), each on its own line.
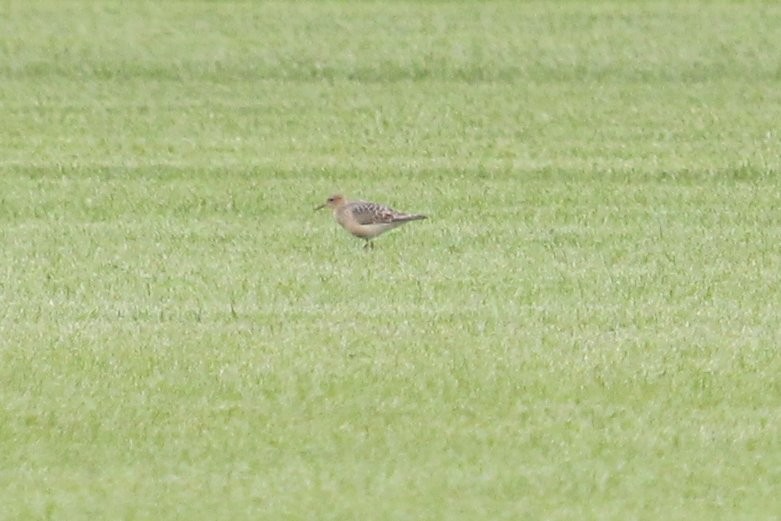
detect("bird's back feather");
top-left (347, 201), bottom-right (425, 225)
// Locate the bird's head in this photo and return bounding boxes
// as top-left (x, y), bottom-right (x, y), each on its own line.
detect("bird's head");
top-left (315, 194), bottom-right (346, 211)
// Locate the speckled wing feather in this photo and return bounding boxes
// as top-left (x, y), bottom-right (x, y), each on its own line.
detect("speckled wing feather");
top-left (347, 201), bottom-right (405, 225)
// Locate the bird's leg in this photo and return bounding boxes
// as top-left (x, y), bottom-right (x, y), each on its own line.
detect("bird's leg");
top-left (363, 240), bottom-right (374, 250)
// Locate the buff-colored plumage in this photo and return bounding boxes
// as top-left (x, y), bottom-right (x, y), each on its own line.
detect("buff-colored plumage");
top-left (315, 194), bottom-right (427, 248)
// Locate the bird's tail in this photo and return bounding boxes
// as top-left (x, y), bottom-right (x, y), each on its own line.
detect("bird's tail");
top-left (394, 213), bottom-right (427, 222)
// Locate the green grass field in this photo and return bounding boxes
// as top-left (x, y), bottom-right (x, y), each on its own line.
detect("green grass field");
top-left (2, 1), bottom-right (781, 519)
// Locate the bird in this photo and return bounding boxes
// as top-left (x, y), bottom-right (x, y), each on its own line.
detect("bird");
top-left (315, 194), bottom-right (427, 249)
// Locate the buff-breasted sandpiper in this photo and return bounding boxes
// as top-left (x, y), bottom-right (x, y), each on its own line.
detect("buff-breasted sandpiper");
top-left (315, 194), bottom-right (427, 248)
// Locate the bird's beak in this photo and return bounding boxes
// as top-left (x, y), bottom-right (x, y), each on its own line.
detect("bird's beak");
top-left (314, 203), bottom-right (326, 211)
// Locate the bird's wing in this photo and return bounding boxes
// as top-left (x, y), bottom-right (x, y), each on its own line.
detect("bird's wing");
top-left (347, 201), bottom-right (399, 225)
